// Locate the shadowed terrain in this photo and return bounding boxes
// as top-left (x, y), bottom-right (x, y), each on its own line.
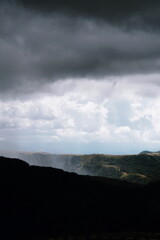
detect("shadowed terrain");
top-left (0, 156), bottom-right (160, 239)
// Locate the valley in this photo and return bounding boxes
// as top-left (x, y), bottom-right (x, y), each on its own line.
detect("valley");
top-left (1, 151), bottom-right (160, 184)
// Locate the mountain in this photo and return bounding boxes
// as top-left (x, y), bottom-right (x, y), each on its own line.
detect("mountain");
top-left (139, 150), bottom-right (153, 154)
top-left (1, 151), bottom-right (160, 184)
top-left (139, 150), bottom-right (160, 155)
top-left (0, 156), bottom-right (160, 239)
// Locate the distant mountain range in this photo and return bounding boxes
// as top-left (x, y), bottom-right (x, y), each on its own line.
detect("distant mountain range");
top-left (1, 151), bottom-right (160, 184)
top-left (0, 156), bottom-right (160, 238)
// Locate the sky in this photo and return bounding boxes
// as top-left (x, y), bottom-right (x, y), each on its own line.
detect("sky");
top-left (1, 0), bottom-right (160, 154)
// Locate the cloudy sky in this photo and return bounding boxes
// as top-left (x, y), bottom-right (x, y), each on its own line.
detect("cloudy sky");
top-left (1, 0), bottom-right (160, 154)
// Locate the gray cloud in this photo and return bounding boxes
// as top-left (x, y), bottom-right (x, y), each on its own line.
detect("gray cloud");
top-left (5, 0), bottom-right (160, 30)
top-left (1, 2), bottom-right (160, 97)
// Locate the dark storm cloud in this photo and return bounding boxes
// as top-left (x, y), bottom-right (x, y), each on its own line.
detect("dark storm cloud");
top-left (6, 0), bottom-right (160, 30)
top-left (1, 1), bottom-right (160, 97)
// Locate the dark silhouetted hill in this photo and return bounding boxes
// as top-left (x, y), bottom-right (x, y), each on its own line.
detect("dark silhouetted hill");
top-left (0, 156), bottom-right (160, 238)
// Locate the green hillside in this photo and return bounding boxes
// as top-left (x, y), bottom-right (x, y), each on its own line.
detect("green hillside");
top-left (1, 151), bottom-right (160, 184)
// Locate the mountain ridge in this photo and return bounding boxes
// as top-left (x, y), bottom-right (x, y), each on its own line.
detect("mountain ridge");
top-left (1, 151), bottom-right (160, 184)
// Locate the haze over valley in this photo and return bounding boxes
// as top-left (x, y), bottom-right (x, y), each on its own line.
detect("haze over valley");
top-left (1, 151), bottom-right (160, 184)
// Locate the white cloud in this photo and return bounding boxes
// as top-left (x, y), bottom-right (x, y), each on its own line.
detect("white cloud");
top-left (1, 77), bottom-right (160, 153)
